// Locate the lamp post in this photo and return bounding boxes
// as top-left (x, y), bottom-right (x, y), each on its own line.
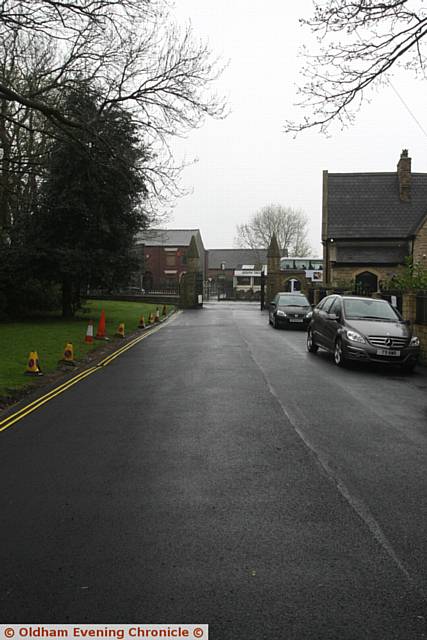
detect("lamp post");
top-left (218, 262), bottom-right (226, 301)
top-left (260, 269), bottom-right (265, 310)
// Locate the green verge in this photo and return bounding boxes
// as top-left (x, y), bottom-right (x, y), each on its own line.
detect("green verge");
top-left (0, 299), bottom-right (174, 398)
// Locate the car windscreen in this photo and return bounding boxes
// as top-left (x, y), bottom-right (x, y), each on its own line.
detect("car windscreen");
top-left (278, 295), bottom-right (310, 306)
top-left (343, 298), bottom-right (400, 321)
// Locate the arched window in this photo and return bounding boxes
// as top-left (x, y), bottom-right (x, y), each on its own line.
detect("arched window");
top-left (355, 271), bottom-right (378, 295)
top-left (285, 278), bottom-right (301, 292)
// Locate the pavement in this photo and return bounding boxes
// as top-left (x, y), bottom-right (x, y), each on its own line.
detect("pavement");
top-left (0, 301), bottom-right (426, 639)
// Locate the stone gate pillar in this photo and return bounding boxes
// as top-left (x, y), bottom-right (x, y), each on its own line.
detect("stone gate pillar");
top-left (180, 235), bottom-right (202, 308)
top-left (267, 233), bottom-right (281, 303)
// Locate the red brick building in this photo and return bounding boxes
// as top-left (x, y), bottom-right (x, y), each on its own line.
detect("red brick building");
top-left (136, 229), bottom-right (207, 290)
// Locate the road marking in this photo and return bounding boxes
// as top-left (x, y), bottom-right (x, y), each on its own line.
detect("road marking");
top-left (237, 323), bottom-right (427, 602)
top-left (0, 313), bottom-right (180, 433)
top-left (0, 367), bottom-right (98, 433)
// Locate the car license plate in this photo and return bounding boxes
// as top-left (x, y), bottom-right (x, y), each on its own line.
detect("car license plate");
top-left (376, 349), bottom-right (400, 356)
top-left (289, 318), bottom-right (303, 323)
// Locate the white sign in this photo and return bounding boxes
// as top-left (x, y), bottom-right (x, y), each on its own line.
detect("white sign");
top-left (306, 270), bottom-right (323, 281)
top-left (234, 270), bottom-right (260, 277)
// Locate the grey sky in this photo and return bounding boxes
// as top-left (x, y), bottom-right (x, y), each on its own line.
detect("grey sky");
top-left (167, 1), bottom-right (427, 255)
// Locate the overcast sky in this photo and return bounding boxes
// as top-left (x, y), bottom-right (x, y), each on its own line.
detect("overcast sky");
top-left (165, 0), bottom-right (427, 255)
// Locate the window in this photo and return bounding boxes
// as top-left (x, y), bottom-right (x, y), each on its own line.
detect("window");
top-left (355, 271), bottom-right (378, 294)
top-left (343, 298), bottom-right (400, 321)
top-left (237, 276), bottom-right (251, 285)
top-left (165, 254), bottom-right (176, 267)
top-left (317, 296), bottom-right (334, 312)
top-left (316, 297), bottom-right (327, 310)
top-left (329, 298), bottom-right (342, 316)
top-left (278, 294), bottom-right (310, 306)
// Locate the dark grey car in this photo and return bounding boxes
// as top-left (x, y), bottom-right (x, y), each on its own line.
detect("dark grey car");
top-left (269, 292), bottom-right (312, 329)
top-left (307, 295), bottom-right (420, 371)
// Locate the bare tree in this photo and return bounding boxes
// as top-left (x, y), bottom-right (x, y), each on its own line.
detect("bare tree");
top-left (285, 1), bottom-right (427, 134)
top-left (235, 204), bottom-right (312, 257)
top-left (0, 32), bottom-right (56, 234)
top-left (0, 2), bottom-right (226, 131)
top-left (0, 1), bottom-right (227, 229)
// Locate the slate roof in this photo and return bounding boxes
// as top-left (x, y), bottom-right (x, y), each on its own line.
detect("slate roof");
top-left (326, 173), bottom-right (427, 239)
top-left (136, 229), bottom-right (201, 246)
top-left (208, 249), bottom-right (268, 270)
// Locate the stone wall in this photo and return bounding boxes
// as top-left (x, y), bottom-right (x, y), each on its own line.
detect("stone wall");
top-left (415, 324), bottom-right (427, 364)
top-left (413, 216), bottom-right (427, 264)
top-left (330, 265), bottom-right (403, 288)
top-left (402, 293), bottom-right (427, 364)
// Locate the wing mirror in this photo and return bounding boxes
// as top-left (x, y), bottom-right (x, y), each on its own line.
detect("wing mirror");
top-left (327, 312), bottom-right (339, 321)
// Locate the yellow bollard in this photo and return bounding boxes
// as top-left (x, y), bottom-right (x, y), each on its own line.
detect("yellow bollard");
top-left (25, 351), bottom-right (43, 376)
top-left (62, 343), bottom-right (76, 366)
top-left (115, 322), bottom-right (125, 338)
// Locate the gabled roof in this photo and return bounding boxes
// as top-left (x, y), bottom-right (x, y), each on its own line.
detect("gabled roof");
top-left (208, 248), bottom-right (268, 270)
top-left (326, 172), bottom-right (427, 239)
top-left (136, 228), bottom-right (202, 247)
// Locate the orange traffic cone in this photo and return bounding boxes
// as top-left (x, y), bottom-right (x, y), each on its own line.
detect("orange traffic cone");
top-left (96, 309), bottom-right (108, 340)
top-left (138, 315), bottom-right (146, 329)
top-left (154, 307), bottom-right (160, 322)
top-left (162, 304), bottom-right (167, 317)
top-left (85, 320), bottom-right (94, 344)
top-left (148, 312), bottom-right (155, 324)
top-left (115, 322), bottom-right (125, 338)
top-left (61, 343), bottom-right (76, 366)
top-left (25, 351), bottom-right (43, 376)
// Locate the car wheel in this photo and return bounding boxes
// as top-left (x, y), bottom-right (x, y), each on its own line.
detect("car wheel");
top-left (334, 339), bottom-right (346, 367)
top-left (307, 329), bottom-right (318, 354)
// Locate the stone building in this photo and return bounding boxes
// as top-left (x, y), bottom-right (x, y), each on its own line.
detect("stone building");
top-left (322, 150), bottom-right (427, 292)
top-left (207, 249), bottom-right (267, 282)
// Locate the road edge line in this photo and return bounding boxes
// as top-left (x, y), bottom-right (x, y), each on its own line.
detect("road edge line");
top-left (0, 311), bottom-right (181, 433)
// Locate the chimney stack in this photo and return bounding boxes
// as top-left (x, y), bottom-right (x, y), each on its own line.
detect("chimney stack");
top-left (397, 149), bottom-right (411, 201)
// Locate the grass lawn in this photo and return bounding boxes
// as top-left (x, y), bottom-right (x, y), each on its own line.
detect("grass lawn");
top-left (0, 299), bottom-right (174, 398)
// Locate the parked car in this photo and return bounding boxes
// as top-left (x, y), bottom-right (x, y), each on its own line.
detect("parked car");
top-left (269, 292), bottom-right (312, 329)
top-left (307, 295), bottom-right (420, 370)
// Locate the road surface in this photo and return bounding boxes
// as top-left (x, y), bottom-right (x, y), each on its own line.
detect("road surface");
top-left (0, 301), bottom-right (426, 639)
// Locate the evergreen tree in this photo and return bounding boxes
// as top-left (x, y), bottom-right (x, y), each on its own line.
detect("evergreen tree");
top-left (34, 86), bottom-right (148, 316)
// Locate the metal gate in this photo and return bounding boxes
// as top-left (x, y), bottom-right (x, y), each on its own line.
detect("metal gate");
top-left (195, 272), bottom-right (204, 306)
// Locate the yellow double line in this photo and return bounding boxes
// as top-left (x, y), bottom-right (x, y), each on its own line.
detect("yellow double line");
top-left (0, 321), bottom-right (168, 434)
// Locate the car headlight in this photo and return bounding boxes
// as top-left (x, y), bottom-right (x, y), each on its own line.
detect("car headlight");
top-left (346, 329), bottom-right (365, 344)
top-left (410, 336), bottom-right (420, 347)
top-left (277, 310), bottom-right (287, 317)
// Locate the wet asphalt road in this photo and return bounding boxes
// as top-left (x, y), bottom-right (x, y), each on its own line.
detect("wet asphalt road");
top-left (0, 301), bottom-right (427, 639)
